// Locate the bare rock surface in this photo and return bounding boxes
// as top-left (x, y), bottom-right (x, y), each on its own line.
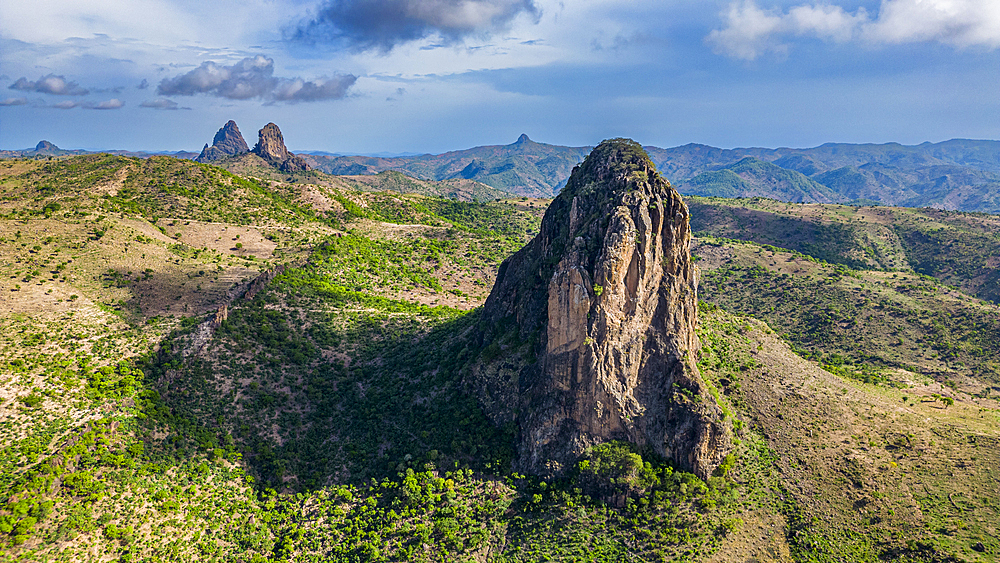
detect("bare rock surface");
top-left (196, 120), bottom-right (249, 162)
top-left (472, 138), bottom-right (732, 478)
top-left (251, 122), bottom-right (309, 173)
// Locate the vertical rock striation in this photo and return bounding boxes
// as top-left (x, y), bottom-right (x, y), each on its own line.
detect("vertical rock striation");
top-left (196, 120), bottom-right (249, 163)
top-left (251, 123), bottom-right (310, 173)
top-left (472, 138), bottom-right (731, 479)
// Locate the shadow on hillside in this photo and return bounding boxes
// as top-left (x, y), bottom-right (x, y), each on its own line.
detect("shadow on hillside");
top-left (687, 202), bottom-right (879, 270)
top-left (140, 293), bottom-right (514, 492)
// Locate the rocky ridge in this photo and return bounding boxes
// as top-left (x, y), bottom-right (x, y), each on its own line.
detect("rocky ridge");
top-left (472, 138), bottom-right (731, 479)
top-left (196, 120), bottom-right (249, 163)
top-left (252, 123), bottom-right (309, 173)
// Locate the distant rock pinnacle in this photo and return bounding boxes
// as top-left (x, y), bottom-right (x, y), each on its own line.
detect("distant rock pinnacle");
top-left (34, 140), bottom-right (59, 154)
top-left (251, 123), bottom-right (309, 173)
top-left (471, 138), bottom-right (732, 479)
top-left (196, 120), bottom-right (249, 163)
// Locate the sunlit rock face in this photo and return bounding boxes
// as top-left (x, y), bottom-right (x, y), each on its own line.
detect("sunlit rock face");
top-left (251, 123), bottom-right (309, 173)
top-left (472, 138), bottom-right (731, 479)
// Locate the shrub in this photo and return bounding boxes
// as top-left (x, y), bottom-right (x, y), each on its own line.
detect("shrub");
top-left (20, 393), bottom-right (43, 408)
top-left (576, 441), bottom-right (658, 501)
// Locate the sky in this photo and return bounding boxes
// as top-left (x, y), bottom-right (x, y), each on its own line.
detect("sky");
top-left (1, 0), bottom-right (999, 154)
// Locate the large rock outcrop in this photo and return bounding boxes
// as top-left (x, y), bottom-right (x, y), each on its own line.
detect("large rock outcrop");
top-left (34, 140), bottom-right (59, 155)
top-left (196, 120), bottom-right (249, 163)
top-left (251, 123), bottom-right (309, 173)
top-left (471, 138), bottom-right (731, 479)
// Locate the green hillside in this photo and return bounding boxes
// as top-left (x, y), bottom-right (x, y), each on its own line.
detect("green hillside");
top-left (688, 197), bottom-right (1000, 303)
top-left (0, 155), bottom-right (998, 562)
top-left (678, 158), bottom-right (842, 203)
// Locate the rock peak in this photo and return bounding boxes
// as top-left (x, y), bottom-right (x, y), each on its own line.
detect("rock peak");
top-left (251, 122), bottom-right (309, 173)
top-left (196, 120), bottom-right (249, 163)
top-left (515, 133), bottom-right (530, 144)
top-left (573, 137), bottom-right (656, 187)
top-left (35, 140), bottom-right (58, 152)
top-left (471, 138), bottom-right (732, 479)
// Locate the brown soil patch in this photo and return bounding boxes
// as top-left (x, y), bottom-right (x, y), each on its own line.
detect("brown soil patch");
top-left (294, 183), bottom-right (337, 211)
top-left (708, 511), bottom-right (793, 563)
top-left (93, 163), bottom-right (133, 196)
top-left (152, 218), bottom-right (277, 260)
top-left (0, 279), bottom-right (96, 315)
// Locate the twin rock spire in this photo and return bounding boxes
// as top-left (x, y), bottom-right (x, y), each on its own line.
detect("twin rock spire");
top-left (196, 120), bottom-right (309, 173)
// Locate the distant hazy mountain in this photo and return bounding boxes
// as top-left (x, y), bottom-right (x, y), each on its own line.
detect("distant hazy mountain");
top-left (305, 137), bottom-right (1000, 213)
top-left (302, 134), bottom-right (591, 198)
top-left (644, 140), bottom-right (1000, 213)
top-left (675, 157), bottom-right (842, 203)
top-left (1, 140), bottom-right (198, 160)
top-left (4, 133), bottom-right (999, 212)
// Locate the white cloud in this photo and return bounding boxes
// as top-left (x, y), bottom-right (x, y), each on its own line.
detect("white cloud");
top-left (706, 1), bottom-right (788, 60)
top-left (9, 74), bottom-right (89, 95)
top-left (789, 4), bottom-right (867, 42)
top-left (708, 0), bottom-right (1000, 60)
top-left (88, 98), bottom-right (125, 109)
top-left (140, 98), bottom-right (182, 109)
top-left (156, 55), bottom-right (357, 102)
top-left (867, 0), bottom-right (1000, 48)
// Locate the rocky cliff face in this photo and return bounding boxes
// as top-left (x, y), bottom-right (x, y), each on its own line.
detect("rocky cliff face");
top-left (472, 138), bottom-right (731, 479)
top-left (196, 120), bottom-right (249, 163)
top-left (251, 123), bottom-right (309, 173)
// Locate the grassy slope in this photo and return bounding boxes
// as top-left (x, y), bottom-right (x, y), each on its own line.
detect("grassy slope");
top-left (688, 197), bottom-right (1000, 561)
top-left (695, 239), bottom-right (1000, 386)
top-left (216, 153), bottom-right (509, 203)
top-left (688, 197), bottom-right (1000, 303)
top-left (698, 309), bottom-right (1000, 563)
top-left (678, 158), bottom-right (842, 203)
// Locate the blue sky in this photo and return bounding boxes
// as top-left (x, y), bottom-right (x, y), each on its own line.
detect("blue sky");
top-left (1, 0), bottom-right (998, 154)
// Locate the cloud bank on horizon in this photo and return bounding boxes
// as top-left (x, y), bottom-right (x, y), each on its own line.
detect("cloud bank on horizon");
top-left (0, 0), bottom-right (998, 152)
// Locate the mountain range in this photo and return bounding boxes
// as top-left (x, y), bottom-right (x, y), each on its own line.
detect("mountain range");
top-left (6, 127), bottom-right (1000, 213)
top-left (309, 136), bottom-right (1000, 213)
